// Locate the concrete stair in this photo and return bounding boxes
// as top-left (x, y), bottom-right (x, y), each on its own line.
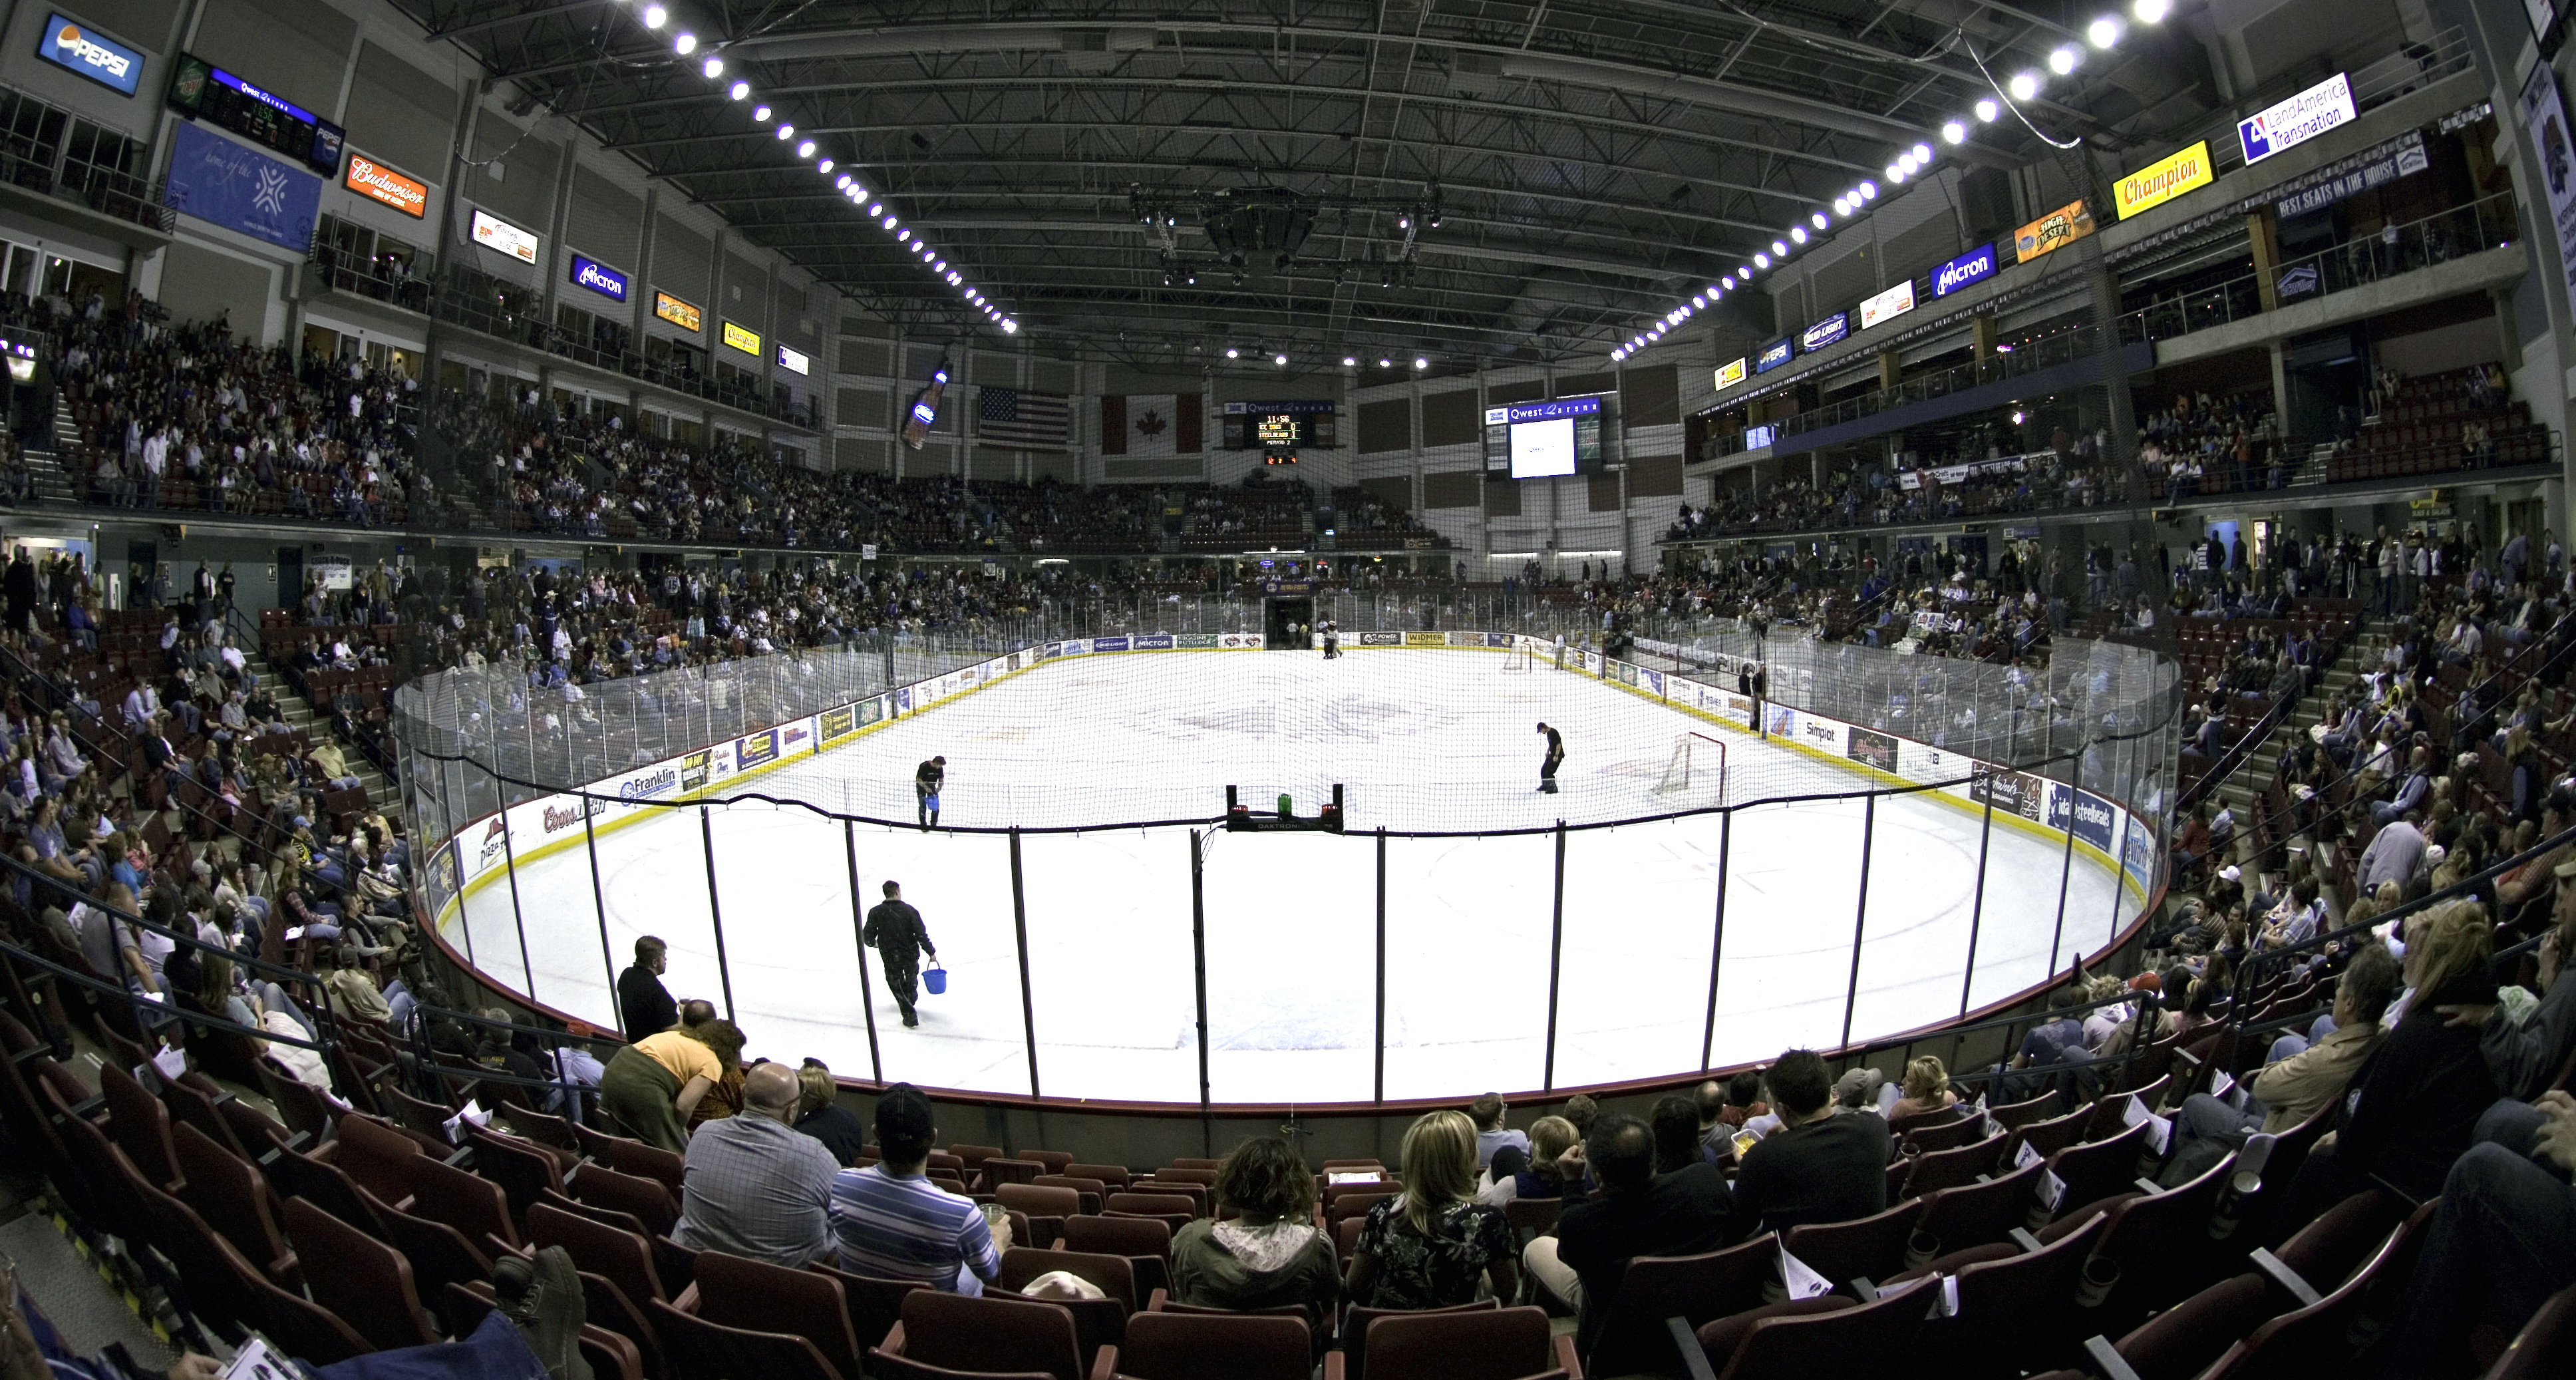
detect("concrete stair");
top-left (2201, 619), bottom-right (2389, 841)
top-left (236, 643), bottom-right (404, 820)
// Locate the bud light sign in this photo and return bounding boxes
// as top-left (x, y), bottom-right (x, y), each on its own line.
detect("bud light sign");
top-left (569, 254), bottom-right (629, 302)
top-left (39, 13), bottom-right (142, 96)
top-left (1931, 243), bottom-right (1997, 298)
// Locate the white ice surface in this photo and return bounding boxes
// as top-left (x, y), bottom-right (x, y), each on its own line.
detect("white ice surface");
top-left (450, 649), bottom-right (2128, 1103)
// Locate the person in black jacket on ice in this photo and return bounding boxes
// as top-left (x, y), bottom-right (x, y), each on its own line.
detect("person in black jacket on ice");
top-left (864, 880), bottom-right (940, 1027)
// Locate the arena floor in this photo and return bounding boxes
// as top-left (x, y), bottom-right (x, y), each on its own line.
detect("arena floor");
top-left (447, 649), bottom-right (2128, 1103)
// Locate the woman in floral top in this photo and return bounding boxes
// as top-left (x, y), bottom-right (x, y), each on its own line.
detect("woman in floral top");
top-left (1346, 1109), bottom-right (1518, 1309)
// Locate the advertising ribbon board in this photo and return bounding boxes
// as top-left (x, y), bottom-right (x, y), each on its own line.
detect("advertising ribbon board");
top-left (1931, 244), bottom-right (1997, 297)
top-left (1403, 631), bottom-right (1446, 647)
top-left (1846, 726), bottom-right (1899, 772)
top-left (1755, 337), bottom-right (1793, 373)
top-left (818, 705), bottom-right (858, 744)
top-left (1714, 357), bottom-right (1747, 390)
top-left (721, 321), bottom-right (760, 355)
top-left (2273, 132), bottom-right (2428, 220)
top-left (569, 254), bottom-right (629, 301)
top-left (470, 208), bottom-right (540, 264)
top-left (1859, 279), bottom-right (1915, 329)
top-left (1799, 313), bottom-right (1850, 352)
top-left (1969, 769), bottom-right (2048, 822)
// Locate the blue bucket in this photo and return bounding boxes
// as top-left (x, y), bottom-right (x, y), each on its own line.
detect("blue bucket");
top-left (923, 964), bottom-right (947, 995)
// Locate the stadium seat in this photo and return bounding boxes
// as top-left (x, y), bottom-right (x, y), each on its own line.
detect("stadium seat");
top-left (1120, 1309), bottom-right (1310, 1380)
top-left (690, 1249), bottom-right (868, 1380)
top-left (571, 1161), bottom-right (681, 1237)
top-left (1783, 1198), bottom-right (1925, 1296)
top-left (1342, 1304), bottom-right (1578, 1380)
top-left (283, 1196), bottom-right (440, 1351)
top-left (1696, 1275), bottom-right (1935, 1379)
top-left (1587, 1234), bottom-right (1784, 1377)
top-left (872, 1288), bottom-right (1110, 1380)
top-left (653, 1295), bottom-right (847, 1380)
top-left (806, 1260), bottom-right (927, 1351)
top-left (170, 1123), bottom-right (297, 1284)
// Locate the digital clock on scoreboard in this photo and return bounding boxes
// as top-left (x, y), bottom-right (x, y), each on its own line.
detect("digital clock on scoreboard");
top-left (166, 54), bottom-right (344, 177)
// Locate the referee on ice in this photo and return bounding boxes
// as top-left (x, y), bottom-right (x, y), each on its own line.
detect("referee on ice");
top-left (1535, 721), bottom-right (1564, 794)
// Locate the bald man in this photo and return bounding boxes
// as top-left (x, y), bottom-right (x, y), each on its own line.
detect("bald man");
top-left (672, 1060), bottom-right (842, 1265)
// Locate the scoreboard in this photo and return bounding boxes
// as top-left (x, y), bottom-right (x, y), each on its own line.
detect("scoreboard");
top-left (166, 54), bottom-right (344, 176)
top-left (1222, 400), bottom-right (1337, 450)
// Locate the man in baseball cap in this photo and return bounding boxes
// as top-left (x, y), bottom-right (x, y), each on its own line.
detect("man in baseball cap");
top-left (826, 1084), bottom-right (1009, 1294)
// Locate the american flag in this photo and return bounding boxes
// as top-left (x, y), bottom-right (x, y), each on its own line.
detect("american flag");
top-left (976, 387), bottom-right (1070, 452)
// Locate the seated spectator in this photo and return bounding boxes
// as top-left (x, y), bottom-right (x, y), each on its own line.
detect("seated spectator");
top-left (2370, 1089), bottom-right (2576, 1379)
top-left (2275, 901), bottom-right (2499, 1238)
top-left (1651, 1094), bottom-right (1715, 1172)
top-left (1478, 1115), bottom-right (1587, 1208)
top-left (790, 1058), bottom-right (866, 1166)
top-left (1346, 1109), bottom-right (1517, 1309)
top-left (1523, 1111), bottom-right (1732, 1359)
top-left (673, 1061), bottom-right (838, 1266)
top-left (2165, 942), bottom-right (2400, 1179)
top-left (2442, 861), bottom-right (2576, 1152)
top-left (1724, 1049), bottom-right (1889, 1242)
top-left (1170, 1135), bottom-right (1339, 1325)
top-left (828, 1083), bottom-right (1007, 1294)
top-left (1887, 1056), bottom-right (1961, 1121)
top-left (1469, 1091), bottom-right (1527, 1170)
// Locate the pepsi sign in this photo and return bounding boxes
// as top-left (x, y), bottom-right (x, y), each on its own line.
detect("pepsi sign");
top-left (569, 254), bottom-right (629, 302)
top-left (1931, 243), bottom-right (1997, 298)
top-left (39, 13), bottom-right (142, 95)
top-left (1754, 337), bottom-right (1793, 373)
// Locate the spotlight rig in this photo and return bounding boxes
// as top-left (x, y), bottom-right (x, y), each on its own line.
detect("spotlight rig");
top-left (1134, 182), bottom-right (1440, 288)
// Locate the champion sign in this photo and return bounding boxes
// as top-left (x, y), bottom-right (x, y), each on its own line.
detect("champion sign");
top-left (569, 254), bottom-right (629, 302)
top-left (1932, 243), bottom-right (1997, 297)
top-left (40, 14), bottom-right (140, 95)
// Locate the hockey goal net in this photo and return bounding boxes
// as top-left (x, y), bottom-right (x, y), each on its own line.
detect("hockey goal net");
top-left (1501, 638), bottom-right (1534, 672)
top-left (1653, 732), bottom-right (1728, 801)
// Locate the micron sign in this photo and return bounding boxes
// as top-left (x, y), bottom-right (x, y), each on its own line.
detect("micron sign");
top-left (343, 153), bottom-right (426, 218)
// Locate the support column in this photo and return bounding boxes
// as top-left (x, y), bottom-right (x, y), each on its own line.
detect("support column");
top-left (2269, 340), bottom-right (2293, 435)
top-left (1972, 313), bottom-right (1997, 364)
top-left (1877, 347), bottom-right (1899, 392)
top-left (2248, 208), bottom-right (2282, 312)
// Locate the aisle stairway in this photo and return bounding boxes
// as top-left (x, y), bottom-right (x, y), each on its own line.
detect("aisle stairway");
top-left (234, 633), bottom-right (404, 820)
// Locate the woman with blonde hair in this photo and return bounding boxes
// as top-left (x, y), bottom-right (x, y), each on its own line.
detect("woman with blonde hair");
top-left (2283, 901), bottom-right (2499, 1230)
top-left (790, 1058), bottom-right (866, 1166)
top-left (1476, 1115), bottom-right (1587, 1208)
top-left (1887, 1057), bottom-right (1959, 1121)
top-left (1346, 1109), bottom-right (1517, 1309)
top-left (598, 1014), bottom-right (740, 1151)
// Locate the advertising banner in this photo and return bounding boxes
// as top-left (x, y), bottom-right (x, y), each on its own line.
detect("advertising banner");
top-left (1219, 633), bottom-right (1263, 648)
top-left (859, 697), bottom-right (883, 727)
top-left (1714, 357), bottom-right (1747, 390)
top-left (1799, 313), bottom-right (1850, 352)
top-left (1859, 279), bottom-right (1916, 329)
top-left (2014, 200), bottom-right (2096, 263)
top-left (1642, 669), bottom-right (1663, 695)
top-left (38, 13), bottom-right (142, 94)
top-left (1970, 769), bottom-right (2048, 822)
top-left (1134, 633), bottom-right (1175, 649)
top-left (819, 704), bottom-right (857, 743)
top-left (423, 839), bottom-right (458, 918)
top-left (1755, 337), bottom-right (1793, 373)
top-left (1765, 703), bottom-right (1797, 739)
top-left (721, 321), bottom-right (760, 355)
top-left (344, 151), bottom-right (426, 218)
top-left (778, 719), bottom-right (812, 757)
top-left (1178, 633), bottom-right (1218, 649)
top-left (1797, 712), bottom-right (1845, 755)
top-left (164, 121), bottom-right (321, 252)
top-left (654, 291), bottom-right (702, 331)
top-left (1093, 635), bottom-right (1130, 652)
top-left (1931, 243), bottom-right (1997, 297)
top-left (470, 208), bottom-right (540, 264)
top-left (1059, 639), bottom-right (1088, 655)
top-left (2521, 62), bottom-right (2576, 322)
top-left (1846, 726), bottom-right (1899, 772)
top-left (569, 254), bottom-right (628, 301)
top-left (2114, 140), bottom-right (2215, 219)
top-left (2121, 816), bottom-right (2158, 897)
top-left (774, 343), bottom-right (810, 375)
top-left (2273, 131), bottom-right (2428, 220)
top-left (1402, 631), bottom-right (1445, 646)
top-left (1359, 631), bottom-right (1401, 646)
top-left (2068, 789), bottom-right (2118, 852)
top-left (680, 750), bottom-right (711, 792)
top-left (1486, 633), bottom-right (1512, 647)
top-left (2239, 72), bottom-right (2356, 165)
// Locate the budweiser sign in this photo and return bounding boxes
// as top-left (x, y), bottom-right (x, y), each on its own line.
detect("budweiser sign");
top-left (345, 153), bottom-right (427, 218)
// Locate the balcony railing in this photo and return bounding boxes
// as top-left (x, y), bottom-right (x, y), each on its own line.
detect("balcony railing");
top-left (1702, 190), bottom-right (2519, 464)
top-left (0, 139), bottom-right (172, 235)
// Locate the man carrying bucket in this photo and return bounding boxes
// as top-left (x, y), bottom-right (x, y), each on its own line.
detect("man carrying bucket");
top-left (864, 880), bottom-right (940, 1028)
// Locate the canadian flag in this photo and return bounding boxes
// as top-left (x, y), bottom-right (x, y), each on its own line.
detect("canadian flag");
top-left (1100, 393), bottom-right (1202, 456)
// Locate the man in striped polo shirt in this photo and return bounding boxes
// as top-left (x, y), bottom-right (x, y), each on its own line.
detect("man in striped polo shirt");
top-left (827, 1083), bottom-right (1009, 1294)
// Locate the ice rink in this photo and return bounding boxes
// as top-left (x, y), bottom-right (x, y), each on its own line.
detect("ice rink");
top-left (446, 649), bottom-right (2130, 1103)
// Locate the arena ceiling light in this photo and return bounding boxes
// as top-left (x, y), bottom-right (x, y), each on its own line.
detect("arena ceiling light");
top-left (671, 31), bottom-right (697, 55)
top-left (700, 56), bottom-right (723, 79)
top-left (2008, 71), bottom-right (2041, 101)
top-left (728, 81), bottom-right (748, 100)
top-left (2088, 16), bottom-right (2124, 46)
top-left (1942, 120), bottom-right (1967, 144)
top-left (1343, 355), bottom-right (1357, 366)
top-left (2048, 45), bottom-right (2081, 75)
top-left (641, 3), bottom-right (666, 27)
top-left (2133, 0), bottom-right (2171, 20)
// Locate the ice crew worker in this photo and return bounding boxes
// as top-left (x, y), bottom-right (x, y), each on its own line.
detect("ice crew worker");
top-left (864, 881), bottom-right (939, 1027)
top-left (1536, 722), bottom-right (1565, 794)
top-left (914, 756), bottom-right (945, 828)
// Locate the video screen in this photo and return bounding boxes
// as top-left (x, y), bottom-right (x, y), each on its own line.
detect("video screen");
top-left (1483, 396), bottom-right (1603, 478)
